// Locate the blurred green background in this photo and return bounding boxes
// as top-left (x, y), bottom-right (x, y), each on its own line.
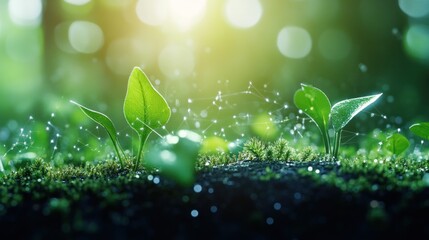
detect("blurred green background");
top-left (0, 0), bottom-right (428, 139)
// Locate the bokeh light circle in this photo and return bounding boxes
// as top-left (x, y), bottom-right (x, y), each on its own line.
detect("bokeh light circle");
top-left (169, 0), bottom-right (207, 31)
top-left (136, 0), bottom-right (167, 26)
top-left (318, 29), bottom-right (352, 60)
top-left (225, 0), bottom-right (263, 28)
top-left (398, 0), bottom-right (429, 18)
top-left (405, 25), bottom-right (429, 61)
top-left (64, 0), bottom-right (91, 6)
top-left (106, 38), bottom-right (154, 75)
top-left (68, 21), bottom-right (104, 54)
top-left (277, 26), bottom-right (312, 59)
top-left (8, 0), bottom-right (42, 26)
top-left (158, 44), bottom-right (195, 79)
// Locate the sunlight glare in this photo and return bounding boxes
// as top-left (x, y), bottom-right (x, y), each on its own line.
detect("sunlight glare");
top-left (136, 0), bottom-right (207, 31)
top-left (169, 0), bottom-right (207, 31)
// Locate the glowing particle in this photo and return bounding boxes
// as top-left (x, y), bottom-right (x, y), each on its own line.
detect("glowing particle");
top-left (359, 63), bottom-right (368, 72)
top-left (193, 184), bottom-right (202, 193)
top-left (210, 206), bottom-right (218, 213)
top-left (191, 209), bottom-right (199, 217)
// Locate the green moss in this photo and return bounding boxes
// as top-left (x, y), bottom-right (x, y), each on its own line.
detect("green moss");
top-left (2, 137), bottom-right (429, 219)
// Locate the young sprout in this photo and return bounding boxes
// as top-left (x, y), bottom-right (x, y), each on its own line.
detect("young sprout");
top-left (71, 67), bottom-right (171, 169)
top-left (294, 84), bottom-right (382, 159)
top-left (124, 67), bottom-right (171, 169)
top-left (410, 122), bottom-right (429, 140)
top-left (385, 133), bottom-right (410, 156)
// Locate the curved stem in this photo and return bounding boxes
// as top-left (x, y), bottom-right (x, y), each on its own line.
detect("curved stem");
top-left (112, 141), bottom-right (124, 167)
top-left (135, 131), bottom-right (150, 171)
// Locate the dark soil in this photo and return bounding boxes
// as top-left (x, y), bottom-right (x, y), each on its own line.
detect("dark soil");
top-left (1, 160), bottom-right (429, 239)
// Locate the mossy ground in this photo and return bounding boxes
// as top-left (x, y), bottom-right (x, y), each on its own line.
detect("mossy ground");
top-left (1, 138), bottom-right (429, 239)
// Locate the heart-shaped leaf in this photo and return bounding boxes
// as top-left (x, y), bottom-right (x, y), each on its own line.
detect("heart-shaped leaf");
top-left (331, 93), bottom-right (382, 131)
top-left (294, 84), bottom-right (331, 153)
top-left (124, 67), bottom-right (171, 142)
top-left (70, 100), bottom-right (124, 163)
top-left (410, 122), bottom-right (429, 140)
top-left (145, 130), bottom-right (202, 186)
top-left (385, 133), bottom-right (410, 155)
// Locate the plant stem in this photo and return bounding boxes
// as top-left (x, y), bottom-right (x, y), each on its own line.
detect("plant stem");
top-left (333, 130), bottom-right (342, 159)
top-left (320, 127), bottom-right (331, 155)
top-left (112, 141), bottom-right (124, 167)
top-left (135, 131), bottom-right (150, 171)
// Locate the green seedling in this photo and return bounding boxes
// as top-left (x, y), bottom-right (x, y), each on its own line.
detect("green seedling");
top-left (385, 133), bottom-right (410, 156)
top-left (71, 67), bottom-right (171, 169)
top-left (410, 122), bottom-right (429, 140)
top-left (145, 130), bottom-right (201, 186)
top-left (124, 67), bottom-right (171, 168)
top-left (294, 84), bottom-right (382, 158)
top-left (69, 101), bottom-right (126, 164)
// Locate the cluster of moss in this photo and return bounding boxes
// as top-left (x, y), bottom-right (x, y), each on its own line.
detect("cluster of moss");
top-left (2, 137), bottom-right (429, 217)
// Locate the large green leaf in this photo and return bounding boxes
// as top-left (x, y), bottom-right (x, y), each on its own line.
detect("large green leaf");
top-left (385, 133), bottom-right (410, 155)
top-left (294, 84), bottom-right (331, 135)
top-left (410, 122), bottom-right (429, 140)
top-left (294, 84), bottom-right (331, 153)
top-left (330, 93), bottom-right (382, 131)
top-left (70, 100), bottom-right (124, 162)
top-left (124, 67), bottom-right (171, 140)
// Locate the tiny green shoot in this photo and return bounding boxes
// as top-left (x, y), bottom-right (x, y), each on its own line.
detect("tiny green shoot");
top-left (294, 84), bottom-right (382, 159)
top-left (385, 133), bottom-right (410, 156)
top-left (71, 67), bottom-right (171, 169)
top-left (410, 122), bottom-right (429, 140)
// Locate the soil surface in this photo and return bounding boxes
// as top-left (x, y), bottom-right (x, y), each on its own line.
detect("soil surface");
top-left (2, 160), bottom-right (429, 239)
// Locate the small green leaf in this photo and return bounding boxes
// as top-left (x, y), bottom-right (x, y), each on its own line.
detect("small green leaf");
top-left (145, 130), bottom-right (201, 186)
top-left (385, 133), bottom-right (410, 155)
top-left (410, 122), bottom-right (429, 140)
top-left (124, 67), bottom-right (171, 142)
top-left (331, 93), bottom-right (382, 131)
top-left (70, 100), bottom-right (124, 163)
top-left (294, 84), bottom-right (331, 153)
